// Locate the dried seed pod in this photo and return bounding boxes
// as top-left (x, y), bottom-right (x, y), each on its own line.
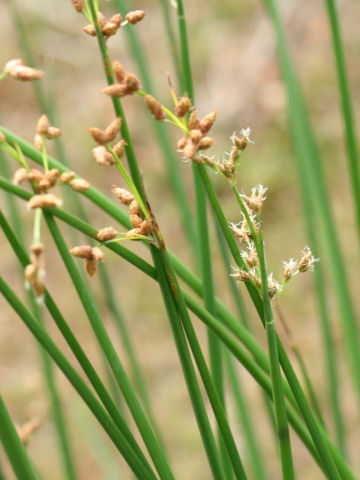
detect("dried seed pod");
top-left (28, 169), bottom-right (45, 185)
top-left (25, 264), bottom-right (37, 282)
top-left (198, 136), bottom-right (214, 150)
top-left (70, 245), bottom-right (93, 259)
top-left (175, 95), bottom-right (192, 117)
top-left (72, 0), bottom-right (85, 12)
top-left (28, 193), bottom-right (62, 209)
top-left (88, 127), bottom-right (108, 145)
top-left (45, 168), bottom-right (60, 186)
top-left (102, 83), bottom-right (128, 98)
top-left (82, 24), bottom-right (96, 36)
top-left (125, 73), bottom-right (141, 94)
top-left (3, 58), bottom-right (22, 73)
top-left (17, 417), bottom-right (41, 446)
top-left (129, 199), bottom-right (140, 216)
top-left (104, 118), bottom-right (122, 142)
top-left (96, 226), bottom-right (118, 241)
top-left (113, 139), bottom-right (126, 158)
top-left (85, 257), bottom-right (97, 277)
top-left (199, 111), bottom-right (217, 134)
top-left (126, 10), bottom-right (145, 25)
top-left (145, 95), bottom-right (165, 121)
top-left (38, 178), bottom-right (51, 192)
top-left (34, 133), bottom-right (43, 151)
top-left (9, 64), bottom-right (44, 81)
top-left (45, 127), bottom-right (62, 139)
top-left (189, 129), bottom-right (202, 144)
top-left (70, 178), bottom-right (90, 191)
top-left (60, 171), bottom-right (75, 183)
top-left (92, 146), bottom-right (115, 166)
top-left (13, 168), bottom-right (28, 185)
top-left (37, 114), bottom-right (50, 135)
top-left (91, 247), bottom-right (104, 261)
top-left (188, 111), bottom-right (200, 130)
top-left (177, 137), bottom-right (188, 150)
top-left (111, 186), bottom-right (134, 205)
top-left (112, 60), bottom-right (127, 83)
top-left (130, 213), bottom-right (142, 228)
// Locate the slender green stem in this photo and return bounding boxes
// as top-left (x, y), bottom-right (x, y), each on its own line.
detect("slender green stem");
top-left (323, 0), bottom-right (360, 239)
top-left (0, 278), bottom-right (157, 480)
top-left (0, 165), bottom-right (355, 479)
top-left (0, 396), bottom-right (38, 480)
top-left (44, 214), bottom-right (175, 480)
top-left (263, 0), bottom-right (360, 416)
top-left (225, 353), bottom-right (267, 480)
top-left (257, 233), bottom-right (295, 479)
top-left (0, 208), bottom-right (158, 480)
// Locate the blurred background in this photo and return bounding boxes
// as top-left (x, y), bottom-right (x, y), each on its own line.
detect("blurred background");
top-left (1, 0), bottom-right (360, 478)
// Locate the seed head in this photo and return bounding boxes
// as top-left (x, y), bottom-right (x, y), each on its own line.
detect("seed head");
top-left (105, 118), bottom-right (122, 142)
top-left (37, 115), bottom-right (50, 135)
top-left (241, 242), bottom-right (258, 268)
top-left (60, 171), bottom-right (75, 183)
top-left (113, 139), bottom-right (126, 158)
top-left (242, 184), bottom-right (268, 213)
top-left (96, 226), bottom-right (118, 241)
top-left (70, 245), bottom-right (93, 259)
top-left (298, 247), bottom-right (319, 273)
top-left (72, 0), bottom-right (84, 12)
top-left (111, 186), bottom-right (134, 205)
top-left (145, 95), bottom-right (165, 121)
top-left (268, 273), bottom-right (281, 298)
top-left (283, 258), bottom-right (298, 281)
top-left (28, 193), bottom-right (62, 209)
top-left (231, 127), bottom-right (254, 151)
top-left (45, 127), bottom-right (62, 139)
top-left (112, 61), bottom-right (127, 83)
top-left (45, 168), bottom-right (60, 186)
top-left (198, 136), bottom-right (214, 150)
top-left (188, 111), bottom-right (200, 130)
top-left (200, 111), bottom-right (217, 134)
top-left (175, 95), bottom-right (192, 117)
top-left (88, 128), bottom-right (108, 145)
top-left (70, 178), bottom-right (90, 191)
top-left (13, 168), bottom-right (29, 185)
top-left (230, 269), bottom-right (252, 282)
top-left (4, 59), bottom-right (44, 81)
top-left (92, 146), bottom-right (115, 166)
top-left (126, 10), bottom-right (145, 25)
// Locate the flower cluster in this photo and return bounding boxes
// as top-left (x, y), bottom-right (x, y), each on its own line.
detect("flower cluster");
top-left (25, 243), bottom-right (46, 302)
top-left (70, 245), bottom-right (104, 277)
top-left (112, 186), bottom-right (153, 239)
top-left (102, 60), bottom-right (141, 98)
top-left (3, 58), bottom-right (43, 81)
top-left (89, 117), bottom-right (126, 166)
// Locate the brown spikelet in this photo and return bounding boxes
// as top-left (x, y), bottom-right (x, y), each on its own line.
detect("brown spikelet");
top-left (70, 245), bottom-right (93, 259)
top-left (96, 226), bottom-right (118, 241)
top-left (37, 115), bottom-right (50, 135)
top-left (112, 60), bottom-right (127, 83)
top-left (111, 186), bottom-right (134, 205)
top-left (92, 146), bottom-right (115, 166)
top-left (13, 168), bottom-right (28, 185)
top-left (126, 10), bottom-right (145, 25)
top-left (28, 193), bottom-right (62, 209)
top-left (45, 127), bottom-right (62, 139)
top-left (175, 95), bottom-right (192, 117)
top-left (105, 118), bottom-right (122, 142)
top-left (70, 178), bottom-right (90, 191)
top-left (60, 171), bottom-right (75, 183)
top-left (34, 133), bottom-right (44, 151)
top-left (200, 111), bottom-right (217, 134)
top-left (145, 95), bottom-right (165, 121)
top-left (198, 136), bottom-right (214, 150)
top-left (113, 139), bottom-right (126, 158)
top-left (72, 0), bottom-right (84, 12)
top-left (88, 127), bottom-right (108, 145)
top-left (188, 111), bottom-right (200, 130)
top-left (102, 83), bottom-right (128, 98)
top-left (82, 24), bottom-right (96, 36)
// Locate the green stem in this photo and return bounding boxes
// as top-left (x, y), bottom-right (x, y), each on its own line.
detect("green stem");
top-left (0, 209), bottom-right (157, 480)
top-left (0, 396), bottom-right (38, 480)
top-left (323, 0), bottom-right (360, 240)
top-left (44, 214), bottom-right (175, 480)
top-left (0, 278), bottom-right (157, 480)
top-left (257, 233), bottom-right (295, 480)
